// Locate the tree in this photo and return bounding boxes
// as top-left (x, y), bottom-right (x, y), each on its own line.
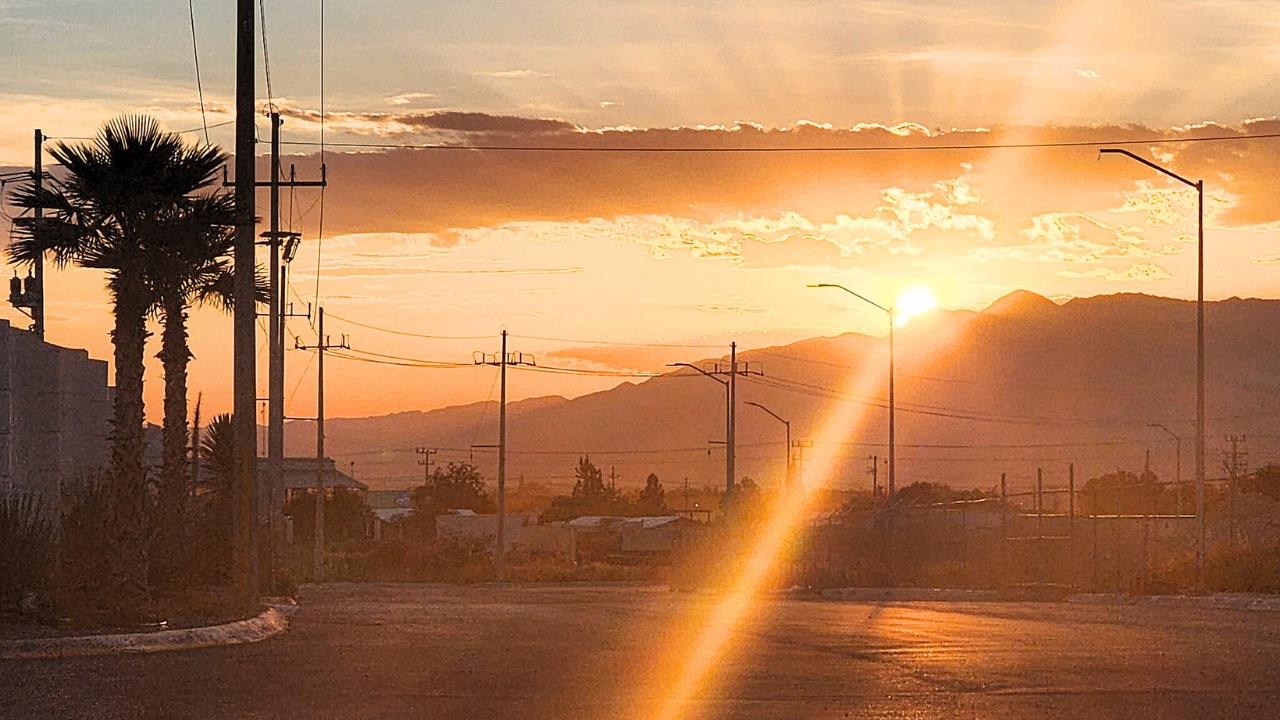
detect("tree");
top-left (287, 488), bottom-right (372, 545)
top-left (9, 116), bottom-right (228, 618)
top-left (544, 455), bottom-right (630, 520)
top-left (636, 473), bottom-right (667, 515)
top-left (151, 193), bottom-right (241, 585)
top-left (412, 463), bottom-right (495, 517)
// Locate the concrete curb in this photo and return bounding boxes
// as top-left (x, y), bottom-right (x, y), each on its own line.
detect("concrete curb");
top-left (0, 605), bottom-right (292, 660)
top-left (797, 587), bottom-right (1001, 603)
top-left (1066, 593), bottom-right (1280, 612)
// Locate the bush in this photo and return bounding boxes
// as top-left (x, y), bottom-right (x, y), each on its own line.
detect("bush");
top-left (0, 493), bottom-right (56, 617)
top-left (56, 478), bottom-right (120, 626)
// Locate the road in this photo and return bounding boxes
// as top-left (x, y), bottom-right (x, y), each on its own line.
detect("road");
top-left (3, 583), bottom-right (1279, 719)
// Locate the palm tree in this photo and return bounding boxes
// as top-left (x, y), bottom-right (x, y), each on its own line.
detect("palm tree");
top-left (149, 193), bottom-right (238, 586)
top-left (9, 115), bottom-right (226, 617)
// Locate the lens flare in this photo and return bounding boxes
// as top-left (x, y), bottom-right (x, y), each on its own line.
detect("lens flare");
top-left (895, 286), bottom-right (938, 327)
top-left (644, 368), bottom-right (887, 720)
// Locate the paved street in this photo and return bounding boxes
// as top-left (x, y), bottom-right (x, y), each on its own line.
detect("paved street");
top-left (3, 583), bottom-right (1280, 719)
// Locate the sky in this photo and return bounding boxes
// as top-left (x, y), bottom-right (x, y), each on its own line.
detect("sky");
top-left (1, 0), bottom-right (1278, 421)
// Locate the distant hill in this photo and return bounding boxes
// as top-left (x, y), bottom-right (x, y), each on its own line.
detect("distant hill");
top-left (284, 292), bottom-right (1280, 494)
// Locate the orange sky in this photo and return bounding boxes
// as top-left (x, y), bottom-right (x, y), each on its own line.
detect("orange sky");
top-left (2, 1), bottom-right (1278, 421)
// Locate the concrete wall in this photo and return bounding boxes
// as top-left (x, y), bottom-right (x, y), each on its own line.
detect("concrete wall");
top-left (0, 319), bottom-right (110, 508)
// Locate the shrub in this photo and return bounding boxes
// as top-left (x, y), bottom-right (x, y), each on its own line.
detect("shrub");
top-left (0, 493), bottom-right (56, 617)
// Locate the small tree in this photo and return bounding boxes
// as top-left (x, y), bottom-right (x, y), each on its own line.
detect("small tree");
top-left (636, 473), bottom-right (667, 515)
top-left (412, 463), bottom-right (495, 517)
top-left (544, 455), bottom-right (631, 520)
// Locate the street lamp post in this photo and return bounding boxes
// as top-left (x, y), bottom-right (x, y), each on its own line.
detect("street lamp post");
top-left (1101, 148), bottom-right (1206, 590)
top-left (745, 401), bottom-right (791, 492)
top-left (670, 362), bottom-right (733, 496)
top-left (808, 283), bottom-right (896, 499)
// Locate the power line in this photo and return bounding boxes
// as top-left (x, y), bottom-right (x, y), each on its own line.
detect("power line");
top-left (186, 0), bottom-right (209, 144)
top-left (275, 130), bottom-right (1280, 154)
top-left (258, 0), bottom-right (275, 112)
top-left (323, 312), bottom-right (493, 340)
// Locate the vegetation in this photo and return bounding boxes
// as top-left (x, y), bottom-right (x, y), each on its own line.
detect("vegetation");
top-left (8, 116), bottom-right (238, 620)
top-left (412, 462), bottom-right (495, 517)
top-left (0, 494), bottom-right (56, 617)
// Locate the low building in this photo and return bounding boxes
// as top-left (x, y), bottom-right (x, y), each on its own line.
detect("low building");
top-left (435, 510), bottom-right (541, 552)
top-left (257, 456), bottom-right (367, 508)
top-left (0, 319), bottom-right (110, 509)
top-left (566, 515), bottom-right (704, 562)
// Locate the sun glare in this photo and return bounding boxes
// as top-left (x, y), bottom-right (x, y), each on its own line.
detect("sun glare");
top-left (895, 286), bottom-right (938, 327)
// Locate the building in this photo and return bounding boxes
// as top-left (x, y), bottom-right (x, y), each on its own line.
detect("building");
top-left (0, 319), bottom-right (110, 508)
top-left (257, 456), bottom-right (367, 509)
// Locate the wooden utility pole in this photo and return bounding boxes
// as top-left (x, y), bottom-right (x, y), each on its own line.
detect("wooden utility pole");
top-left (31, 129), bottom-right (43, 339)
top-left (474, 331), bottom-right (534, 581)
top-left (416, 447), bottom-right (438, 484)
top-left (259, 112), bottom-right (324, 589)
top-left (295, 307), bottom-right (349, 580)
top-left (232, 0), bottom-right (259, 611)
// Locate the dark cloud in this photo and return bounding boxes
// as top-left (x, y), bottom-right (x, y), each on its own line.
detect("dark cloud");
top-left (237, 115), bottom-right (1280, 239)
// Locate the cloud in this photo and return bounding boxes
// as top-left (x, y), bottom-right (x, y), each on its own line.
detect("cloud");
top-left (386, 92), bottom-right (438, 106)
top-left (1075, 68), bottom-right (1101, 79)
top-left (474, 69), bottom-right (549, 79)
top-left (1057, 263), bottom-right (1174, 282)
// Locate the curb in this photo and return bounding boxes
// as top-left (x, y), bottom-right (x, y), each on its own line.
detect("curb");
top-left (0, 605), bottom-right (291, 660)
top-left (800, 587), bottom-right (1001, 603)
top-left (1066, 593), bottom-right (1280, 612)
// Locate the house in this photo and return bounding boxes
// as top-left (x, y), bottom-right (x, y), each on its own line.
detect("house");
top-left (435, 510), bottom-right (541, 551)
top-left (565, 515), bottom-right (705, 562)
top-left (367, 488), bottom-right (416, 523)
top-left (257, 456), bottom-right (367, 508)
top-left (0, 319), bottom-right (110, 509)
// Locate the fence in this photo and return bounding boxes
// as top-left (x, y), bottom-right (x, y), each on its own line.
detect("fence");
top-left (794, 466), bottom-right (1276, 593)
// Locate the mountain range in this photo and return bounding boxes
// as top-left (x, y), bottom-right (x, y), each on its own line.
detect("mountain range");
top-left (283, 291), bottom-right (1280, 495)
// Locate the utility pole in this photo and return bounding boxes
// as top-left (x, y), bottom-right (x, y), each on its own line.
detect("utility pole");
top-left (1224, 434), bottom-right (1247, 547)
top-left (232, 0), bottom-right (259, 611)
top-left (416, 447), bottom-right (438, 484)
top-left (669, 346), bottom-right (760, 499)
top-left (474, 331), bottom-right (534, 581)
top-left (31, 129), bottom-right (43, 339)
top-left (610, 466), bottom-right (618, 491)
top-left (226, 113), bottom-right (324, 592)
top-left (262, 113), bottom-right (324, 590)
top-left (8, 131), bottom-right (45, 336)
top-left (294, 307), bottom-right (349, 580)
top-left (868, 455), bottom-right (879, 497)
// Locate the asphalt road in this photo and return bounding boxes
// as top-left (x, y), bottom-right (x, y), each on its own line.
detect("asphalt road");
top-left (3, 583), bottom-right (1280, 719)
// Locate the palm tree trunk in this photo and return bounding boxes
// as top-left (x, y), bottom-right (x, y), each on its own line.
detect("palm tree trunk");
top-left (155, 295), bottom-right (191, 588)
top-left (108, 277), bottom-right (152, 619)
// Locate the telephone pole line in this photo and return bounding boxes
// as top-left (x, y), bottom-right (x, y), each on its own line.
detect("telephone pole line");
top-left (30, 129), bottom-right (43, 338)
top-left (669, 343), bottom-right (760, 499)
top-left (225, 111), bottom-right (325, 590)
top-left (416, 446), bottom-right (438, 484)
top-left (232, 0), bottom-right (259, 611)
top-left (295, 307), bottom-right (349, 580)
top-left (7, 130), bottom-right (45, 337)
top-left (473, 331), bottom-right (534, 581)
top-left (868, 454), bottom-right (880, 496)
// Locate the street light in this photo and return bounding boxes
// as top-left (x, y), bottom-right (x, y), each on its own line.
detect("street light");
top-left (808, 283), bottom-right (896, 499)
top-left (1149, 422), bottom-right (1183, 517)
top-left (1101, 148), bottom-right (1206, 590)
top-left (745, 401), bottom-right (792, 492)
top-left (670, 362), bottom-right (733, 496)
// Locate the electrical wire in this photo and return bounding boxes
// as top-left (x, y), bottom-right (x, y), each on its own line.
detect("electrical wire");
top-left (275, 131), bottom-right (1280, 154)
top-left (186, 0), bottom-right (209, 144)
top-left (258, 0), bottom-right (275, 113)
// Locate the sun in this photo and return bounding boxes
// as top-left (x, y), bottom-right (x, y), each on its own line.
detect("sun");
top-left (895, 285), bottom-right (938, 326)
